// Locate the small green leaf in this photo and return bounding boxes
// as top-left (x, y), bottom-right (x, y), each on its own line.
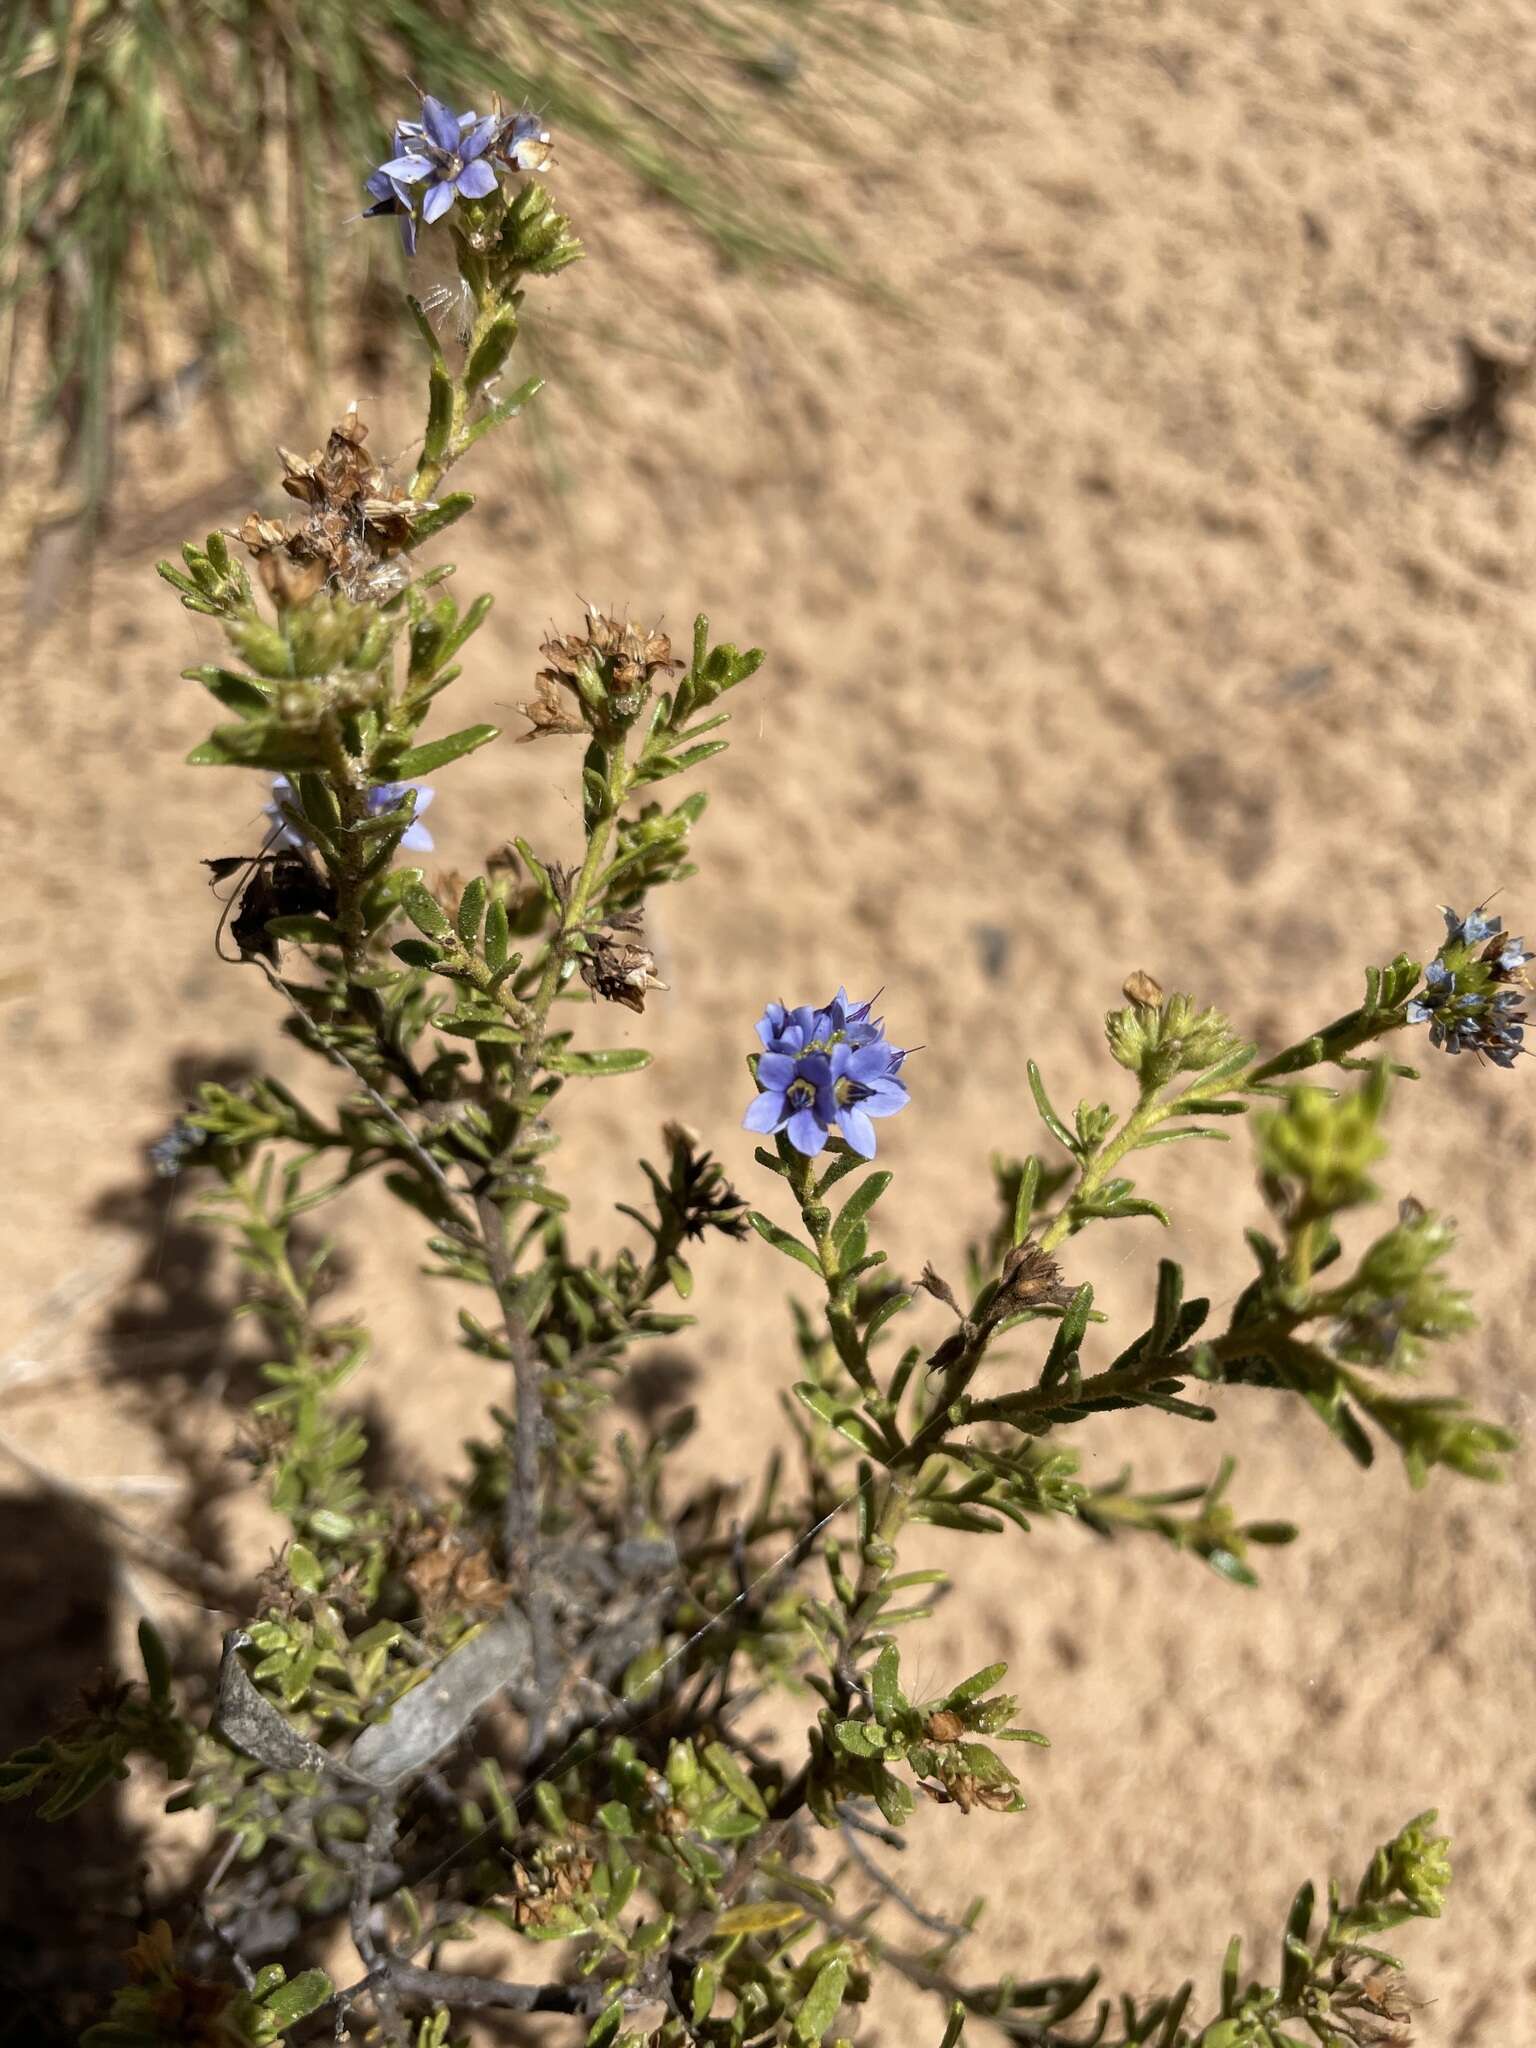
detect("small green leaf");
top-left (137, 1619), bottom-right (173, 1703)
top-left (423, 362), bottom-right (453, 463)
top-left (543, 1046), bottom-right (652, 1077)
top-left (400, 492), bottom-right (475, 546)
top-left (484, 895), bottom-right (510, 970)
top-left (620, 1644), bottom-right (669, 1702)
top-left (286, 1544), bottom-right (324, 1593)
top-left (466, 305), bottom-right (519, 390)
top-left (1027, 1061), bottom-right (1077, 1153)
top-left (832, 1170), bottom-right (893, 1253)
top-left (260, 1969), bottom-right (333, 2026)
top-left (748, 1212), bottom-right (822, 1273)
top-left (586, 2001), bottom-right (624, 2047)
top-left (456, 876), bottom-right (487, 947)
top-left (387, 724), bottom-right (500, 778)
top-left (401, 885), bottom-right (452, 940)
top-left (796, 1956), bottom-right (849, 2043)
top-left (793, 1384), bottom-right (887, 1456)
top-left (185, 666), bottom-right (272, 716)
top-left (715, 1900), bottom-right (807, 1937)
top-left (871, 1642), bottom-right (901, 1722)
top-left (690, 1959), bottom-right (719, 2023)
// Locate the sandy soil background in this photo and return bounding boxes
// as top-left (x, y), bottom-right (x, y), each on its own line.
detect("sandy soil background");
top-left (4, 2), bottom-right (1536, 2039)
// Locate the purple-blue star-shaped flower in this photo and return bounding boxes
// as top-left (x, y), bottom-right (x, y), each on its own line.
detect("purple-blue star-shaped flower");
top-left (364, 120), bottom-right (426, 254)
top-left (264, 777), bottom-right (436, 853)
top-left (374, 96), bottom-right (501, 230)
top-left (744, 992), bottom-right (910, 1157)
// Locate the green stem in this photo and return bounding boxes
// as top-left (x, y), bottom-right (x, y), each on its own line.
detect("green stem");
top-left (409, 292), bottom-right (505, 502)
top-left (1249, 1006), bottom-right (1408, 1084)
top-left (1037, 1089), bottom-right (1166, 1253)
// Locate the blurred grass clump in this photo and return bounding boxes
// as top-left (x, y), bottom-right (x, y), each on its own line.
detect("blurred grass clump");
top-left (0, 0), bottom-right (911, 582)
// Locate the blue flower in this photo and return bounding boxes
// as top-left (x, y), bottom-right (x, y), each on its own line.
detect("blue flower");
top-left (363, 120), bottom-right (427, 255)
top-left (264, 777), bottom-right (436, 852)
top-left (744, 992), bottom-right (910, 1157)
top-left (1404, 959), bottom-right (1452, 1026)
top-left (373, 96), bottom-right (501, 233)
top-left (1441, 904), bottom-right (1502, 947)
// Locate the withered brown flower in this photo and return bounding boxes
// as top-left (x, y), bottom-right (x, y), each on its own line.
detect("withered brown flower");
top-left (578, 910), bottom-right (669, 1013)
top-left (998, 1239), bottom-right (1072, 1310)
top-left (518, 608), bottom-right (682, 739)
top-left (1122, 969), bottom-right (1165, 1008)
top-left (234, 406), bottom-right (434, 606)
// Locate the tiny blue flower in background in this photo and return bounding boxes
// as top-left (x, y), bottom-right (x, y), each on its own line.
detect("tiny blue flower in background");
top-left (744, 991), bottom-right (910, 1157)
top-left (264, 777), bottom-right (436, 852)
top-left (375, 95), bottom-right (500, 229)
top-left (369, 781), bottom-right (436, 850)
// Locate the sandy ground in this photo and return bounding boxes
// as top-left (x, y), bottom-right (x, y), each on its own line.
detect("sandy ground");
top-left (4, 1), bottom-right (1536, 2039)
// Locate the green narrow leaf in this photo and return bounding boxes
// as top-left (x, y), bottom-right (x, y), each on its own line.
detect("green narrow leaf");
top-left (260, 1969), bottom-right (333, 2026)
top-left (796, 1956), bottom-right (849, 2043)
top-left (871, 1642), bottom-right (901, 1722)
top-left (831, 1170), bottom-right (893, 1252)
top-left (1042, 1284), bottom-right (1094, 1382)
top-left (401, 492), bottom-right (475, 547)
top-left (714, 1900), bottom-right (807, 1937)
top-left (543, 1046), bottom-right (652, 1077)
top-left (690, 1959), bottom-right (719, 2024)
top-left (484, 895), bottom-right (510, 971)
top-left (137, 1620), bottom-right (173, 1703)
top-left (1149, 1259), bottom-right (1183, 1357)
top-left (1220, 1935), bottom-right (1241, 2017)
top-left (748, 1212), bottom-right (822, 1274)
top-left (423, 361), bottom-right (454, 464)
top-left (1027, 1061), bottom-right (1077, 1153)
top-left (1011, 1156), bottom-right (1041, 1244)
top-left (939, 2002), bottom-right (968, 2048)
top-left (792, 1384), bottom-right (888, 1457)
top-left (865, 1290), bottom-right (912, 1345)
top-left (465, 305), bottom-right (519, 390)
top-left (185, 665), bottom-right (272, 716)
top-left (387, 723), bottom-right (500, 778)
top-left (401, 885), bottom-right (452, 940)
top-left (456, 876), bottom-right (487, 948)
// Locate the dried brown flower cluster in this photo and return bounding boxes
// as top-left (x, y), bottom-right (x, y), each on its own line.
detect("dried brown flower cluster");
top-left (497, 1846), bottom-right (599, 1930)
top-left (236, 407), bottom-right (428, 607)
top-left (578, 910), bottom-right (669, 1013)
top-left (400, 1522), bottom-right (508, 1626)
top-left (518, 609), bottom-right (682, 740)
top-left (997, 1239), bottom-right (1072, 1310)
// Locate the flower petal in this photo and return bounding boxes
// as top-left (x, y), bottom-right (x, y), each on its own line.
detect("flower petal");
top-left (400, 823), bottom-right (435, 851)
top-left (859, 1078), bottom-right (909, 1117)
top-left (399, 211), bottom-right (419, 257)
top-left (837, 1107), bottom-right (878, 1158)
top-left (421, 95), bottom-right (462, 152)
top-left (422, 179), bottom-right (456, 224)
top-left (455, 157), bottom-right (498, 200)
top-left (379, 153), bottom-right (433, 183)
top-left (461, 115), bottom-right (500, 161)
top-left (743, 1091), bottom-right (788, 1135)
top-left (757, 1052), bottom-right (797, 1090)
top-left (787, 1107), bottom-right (828, 1156)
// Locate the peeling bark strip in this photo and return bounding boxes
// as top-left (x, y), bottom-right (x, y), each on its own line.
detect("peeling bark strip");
top-left (215, 1613), bottom-right (535, 1791)
top-left (345, 1608), bottom-right (535, 1786)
